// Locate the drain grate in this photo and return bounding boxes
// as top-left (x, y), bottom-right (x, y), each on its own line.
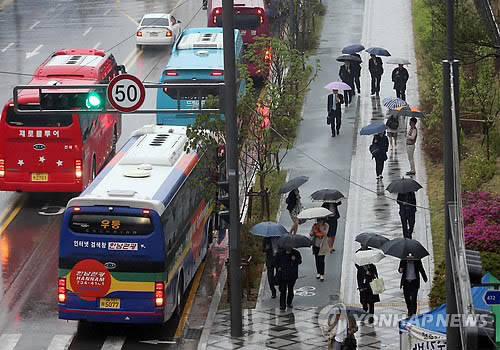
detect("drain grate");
top-left (184, 328), bottom-right (203, 339)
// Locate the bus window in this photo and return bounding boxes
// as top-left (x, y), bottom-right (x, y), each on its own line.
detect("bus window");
top-left (215, 14), bottom-right (260, 30)
top-left (6, 105), bottom-right (73, 127)
top-left (70, 213), bottom-right (153, 235)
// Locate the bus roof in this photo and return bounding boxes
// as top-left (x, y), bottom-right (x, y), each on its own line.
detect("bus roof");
top-left (13, 77), bottom-right (99, 103)
top-left (210, 0), bottom-right (265, 9)
top-left (166, 28), bottom-right (242, 71)
top-left (67, 125), bottom-right (200, 215)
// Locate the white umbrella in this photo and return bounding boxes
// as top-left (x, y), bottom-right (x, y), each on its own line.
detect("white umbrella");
top-left (353, 250), bottom-right (385, 266)
top-left (297, 207), bottom-right (333, 220)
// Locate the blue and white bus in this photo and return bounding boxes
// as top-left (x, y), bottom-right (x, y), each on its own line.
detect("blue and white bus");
top-left (58, 125), bottom-right (216, 323)
top-left (156, 27), bottom-right (245, 126)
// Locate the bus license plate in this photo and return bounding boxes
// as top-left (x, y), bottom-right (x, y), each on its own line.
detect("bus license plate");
top-left (100, 298), bottom-right (120, 309)
top-left (31, 173), bottom-right (48, 182)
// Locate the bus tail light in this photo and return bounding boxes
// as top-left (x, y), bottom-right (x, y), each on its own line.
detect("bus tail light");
top-left (142, 210), bottom-right (150, 215)
top-left (137, 31), bottom-right (143, 37)
top-left (257, 8), bottom-right (264, 23)
top-left (214, 8), bottom-right (221, 14)
top-left (212, 16), bottom-right (217, 25)
top-left (75, 160), bottom-right (82, 179)
top-left (165, 70), bottom-right (177, 76)
top-left (166, 30), bottom-right (172, 37)
top-left (264, 49), bottom-right (272, 62)
top-left (211, 70), bottom-right (224, 77)
top-left (0, 159), bottom-right (4, 177)
top-left (58, 278), bottom-right (66, 303)
top-left (155, 282), bottom-right (164, 307)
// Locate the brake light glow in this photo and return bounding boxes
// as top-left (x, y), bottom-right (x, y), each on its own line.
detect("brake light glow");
top-left (260, 15), bottom-right (264, 24)
top-left (213, 16), bottom-right (217, 24)
top-left (211, 70), bottom-right (224, 77)
top-left (166, 30), bottom-right (172, 37)
top-left (58, 278), bottom-right (66, 303)
top-left (75, 160), bottom-right (82, 179)
top-left (0, 159), bottom-right (4, 177)
top-left (137, 31), bottom-right (143, 37)
top-left (165, 70), bottom-right (177, 76)
top-left (155, 281), bottom-right (165, 307)
top-left (264, 49), bottom-right (271, 61)
top-left (143, 210), bottom-right (150, 215)
top-left (73, 207), bottom-right (81, 212)
top-left (215, 8), bottom-right (222, 14)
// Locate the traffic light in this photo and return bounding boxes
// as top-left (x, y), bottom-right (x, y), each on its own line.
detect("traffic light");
top-left (85, 91), bottom-right (104, 109)
top-left (216, 180), bottom-right (230, 228)
top-left (40, 89), bottom-right (106, 111)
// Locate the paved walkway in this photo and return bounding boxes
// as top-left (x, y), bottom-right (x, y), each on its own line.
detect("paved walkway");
top-left (198, 0), bottom-right (434, 349)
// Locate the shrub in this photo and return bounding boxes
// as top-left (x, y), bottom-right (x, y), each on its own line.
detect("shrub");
top-left (461, 152), bottom-right (496, 191)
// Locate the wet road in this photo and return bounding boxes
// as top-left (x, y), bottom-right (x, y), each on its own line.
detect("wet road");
top-left (0, 0), bottom-right (209, 349)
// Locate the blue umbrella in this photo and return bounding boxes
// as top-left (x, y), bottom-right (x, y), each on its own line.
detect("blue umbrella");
top-left (342, 44), bottom-right (365, 54)
top-left (383, 97), bottom-right (408, 109)
top-left (249, 222), bottom-right (288, 237)
top-left (366, 47), bottom-right (391, 56)
top-left (360, 122), bottom-right (387, 135)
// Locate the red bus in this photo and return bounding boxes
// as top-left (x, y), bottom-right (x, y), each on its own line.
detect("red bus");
top-left (0, 48), bottom-right (123, 192)
top-left (207, 0), bottom-right (271, 78)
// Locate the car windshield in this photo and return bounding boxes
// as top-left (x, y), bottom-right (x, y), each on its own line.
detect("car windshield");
top-left (141, 17), bottom-right (169, 27)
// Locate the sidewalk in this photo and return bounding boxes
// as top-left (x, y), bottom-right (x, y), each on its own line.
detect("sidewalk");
top-left (197, 0), bottom-right (433, 348)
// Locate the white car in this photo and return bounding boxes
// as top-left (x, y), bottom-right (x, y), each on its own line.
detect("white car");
top-left (136, 13), bottom-right (182, 49)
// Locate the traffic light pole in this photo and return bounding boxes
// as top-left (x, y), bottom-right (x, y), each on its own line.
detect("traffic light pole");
top-left (222, 0), bottom-right (243, 337)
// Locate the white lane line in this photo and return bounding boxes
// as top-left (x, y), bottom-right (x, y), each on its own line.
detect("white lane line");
top-left (29, 20), bottom-right (41, 30)
top-left (101, 336), bottom-right (126, 350)
top-left (93, 42), bottom-right (101, 49)
top-left (104, 8), bottom-right (111, 15)
top-left (1, 42), bottom-right (14, 53)
top-left (47, 335), bottom-right (73, 350)
top-left (0, 334), bottom-right (22, 350)
top-left (83, 27), bottom-right (93, 36)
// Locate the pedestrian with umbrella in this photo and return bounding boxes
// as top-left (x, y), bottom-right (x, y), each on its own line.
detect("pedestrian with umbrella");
top-left (391, 64), bottom-right (409, 101)
top-left (406, 117), bottom-right (418, 175)
top-left (399, 253), bottom-right (428, 316)
top-left (250, 222), bottom-right (288, 299)
top-left (326, 88), bottom-right (344, 137)
top-left (339, 61), bottom-right (355, 106)
top-left (309, 217), bottom-right (330, 281)
top-left (397, 191), bottom-right (417, 239)
top-left (352, 54), bottom-right (362, 94)
top-left (368, 54), bottom-right (384, 97)
top-left (355, 264), bottom-right (380, 323)
top-left (275, 243), bottom-right (303, 310)
top-left (311, 189), bottom-right (344, 251)
top-left (281, 176), bottom-right (308, 235)
top-left (355, 232), bottom-right (389, 249)
top-left (370, 130), bottom-right (389, 180)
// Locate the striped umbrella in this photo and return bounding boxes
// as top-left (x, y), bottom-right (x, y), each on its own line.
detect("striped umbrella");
top-left (383, 97), bottom-right (408, 109)
top-left (389, 106), bottom-right (426, 118)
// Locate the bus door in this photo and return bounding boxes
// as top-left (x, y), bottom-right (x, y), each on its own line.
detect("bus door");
top-left (0, 104), bottom-right (83, 191)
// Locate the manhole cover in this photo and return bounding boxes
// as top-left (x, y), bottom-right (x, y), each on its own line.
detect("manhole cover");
top-left (38, 206), bottom-right (65, 216)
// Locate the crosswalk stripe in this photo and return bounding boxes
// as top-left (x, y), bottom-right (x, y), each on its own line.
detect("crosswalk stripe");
top-left (101, 336), bottom-right (126, 350)
top-left (0, 334), bottom-right (22, 350)
top-left (47, 335), bottom-right (73, 350)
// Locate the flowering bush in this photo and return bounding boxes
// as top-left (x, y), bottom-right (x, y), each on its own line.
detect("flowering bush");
top-left (462, 191), bottom-right (500, 252)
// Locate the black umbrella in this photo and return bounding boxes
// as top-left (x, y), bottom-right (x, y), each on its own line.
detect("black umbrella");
top-left (336, 54), bottom-right (362, 63)
top-left (381, 238), bottom-right (429, 259)
top-left (279, 175), bottom-right (309, 194)
top-left (365, 47), bottom-right (391, 56)
top-left (355, 232), bottom-right (389, 249)
top-left (277, 234), bottom-right (312, 249)
top-left (311, 189), bottom-right (345, 202)
top-left (342, 44), bottom-right (365, 54)
top-left (386, 178), bottom-right (422, 193)
top-left (249, 222), bottom-right (288, 237)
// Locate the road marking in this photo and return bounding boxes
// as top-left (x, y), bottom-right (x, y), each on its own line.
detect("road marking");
top-left (29, 20), bottom-right (41, 30)
top-left (125, 50), bottom-right (143, 72)
top-left (0, 198), bottom-right (25, 236)
top-left (121, 48), bottom-right (138, 68)
top-left (174, 261), bottom-right (206, 338)
top-left (83, 27), bottom-right (93, 36)
top-left (93, 42), bottom-right (101, 49)
top-left (114, 0), bottom-right (138, 25)
top-left (101, 336), bottom-right (126, 350)
top-left (104, 8), bottom-right (111, 16)
top-left (1, 43), bottom-right (14, 53)
top-left (47, 335), bottom-right (73, 350)
top-left (25, 44), bottom-right (43, 59)
top-left (0, 334), bottom-right (21, 350)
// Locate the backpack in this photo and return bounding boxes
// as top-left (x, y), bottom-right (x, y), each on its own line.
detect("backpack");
top-left (386, 116), bottom-right (399, 130)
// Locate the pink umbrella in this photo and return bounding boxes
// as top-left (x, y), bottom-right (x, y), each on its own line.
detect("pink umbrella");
top-left (324, 81), bottom-right (352, 91)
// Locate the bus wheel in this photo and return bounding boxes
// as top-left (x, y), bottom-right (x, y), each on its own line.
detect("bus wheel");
top-left (175, 274), bottom-right (184, 317)
top-left (91, 157), bottom-right (97, 181)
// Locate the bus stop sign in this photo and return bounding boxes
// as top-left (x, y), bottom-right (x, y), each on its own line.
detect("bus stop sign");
top-left (107, 74), bottom-right (146, 112)
top-left (484, 290), bottom-right (500, 305)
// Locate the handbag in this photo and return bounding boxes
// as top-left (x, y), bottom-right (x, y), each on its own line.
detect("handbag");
top-left (369, 277), bottom-right (385, 295)
top-left (327, 116), bottom-right (332, 125)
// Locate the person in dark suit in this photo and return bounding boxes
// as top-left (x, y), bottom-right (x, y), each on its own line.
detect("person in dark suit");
top-left (327, 89), bottom-right (344, 137)
top-left (355, 263), bottom-right (380, 323)
top-left (339, 61), bottom-right (354, 106)
top-left (351, 53), bottom-right (362, 94)
top-left (397, 191), bottom-right (417, 239)
top-left (370, 131), bottom-right (389, 180)
top-left (276, 247), bottom-right (302, 310)
top-left (392, 64), bottom-right (409, 100)
top-left (322, 201), bottom-right (341, 251)
top-left (263, 237), bottom-right (277, 298)
top-left (368, 54), bottom-right (383, 96)
top-left (399, 256), bottom-right (428, 316)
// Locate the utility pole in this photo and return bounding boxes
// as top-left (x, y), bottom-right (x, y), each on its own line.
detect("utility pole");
top-left (443, 0), bottom-right (460, 347)
top-left (222, 0), bottom-right (243, 337)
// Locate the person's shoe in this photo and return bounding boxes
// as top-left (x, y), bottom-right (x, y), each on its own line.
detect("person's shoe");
top-left (280, 306), bottom-right (286, 311)
top-left (380, 175), bottom-right (383, 179)
top-left (287, 303), bottom-right (293, 308)
top-left (316, 273), bottom-right (321, 279)
top-left (271, 291), bottom-right (277, 299)
top-left (332, 133), bottom-right (335, 137)
top-left (320, 275), bottom-right (325, 281)
top-left (358, 90), bottom-right (361, 94)
top-left (371, 92), bottom-right (375, 96)
top-left (406, 171), bottom-right (416, 175)
top-left (336, 129), bottom-right (340, 135)
top-left (376, 92), bottom-right (379, 97)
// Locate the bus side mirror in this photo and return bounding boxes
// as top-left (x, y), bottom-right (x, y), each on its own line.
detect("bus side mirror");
top-left (117, 65), bottom-right (127, 75)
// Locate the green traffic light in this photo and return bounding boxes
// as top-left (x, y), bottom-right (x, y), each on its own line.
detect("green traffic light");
top-left (86, 92), bottom-right (103, 109)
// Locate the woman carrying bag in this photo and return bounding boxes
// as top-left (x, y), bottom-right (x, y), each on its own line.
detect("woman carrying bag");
top-left (355, 263), bottom-right (380, 324)
top-left (310, 218), bottom-right (330, 281)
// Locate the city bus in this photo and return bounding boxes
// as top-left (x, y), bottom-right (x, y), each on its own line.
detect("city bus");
top-left (0, 48), bottom-right (123, 192)
top-left (207, 0), bottom-right (271, 78)
top-left (58, 125), bottom-right (215, 323)
top-left (156, 27), bottom-right (245, 126)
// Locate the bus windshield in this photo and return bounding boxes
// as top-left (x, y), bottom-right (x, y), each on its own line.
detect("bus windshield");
top-left (6, 105), bottom-right (73, 127)
top-left (70, 213), bottom-right (153, 235)
top-left (162, 80), bottom-right (220, 100)
top-left (215, 14), bottom-right (260, 30)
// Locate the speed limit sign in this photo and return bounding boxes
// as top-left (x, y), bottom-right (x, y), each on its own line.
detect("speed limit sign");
top-left (107, 74), bottom-right (146, 112)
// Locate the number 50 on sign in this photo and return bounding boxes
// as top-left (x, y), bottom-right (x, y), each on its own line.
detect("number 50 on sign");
top-left (107, 74), bottom-right (146, 113)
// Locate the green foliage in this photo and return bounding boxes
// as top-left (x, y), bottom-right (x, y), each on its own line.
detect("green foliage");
top-left (429, 261), bottom-right (446, 307)
top-left (461, 151), bottom-right (496, 191)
